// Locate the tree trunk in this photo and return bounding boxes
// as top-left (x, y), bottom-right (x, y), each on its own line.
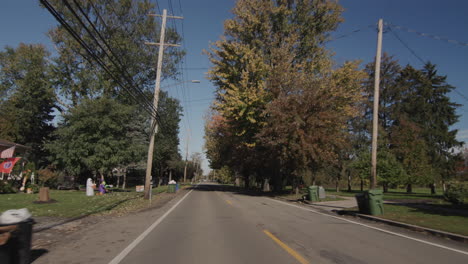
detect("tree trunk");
top-left (347, 172), bottom-right (352, 192)
top-left (430, 183), bottom-right (436, 194)
top-left (39, 187), bottom-right (50, 202)
top-left (235, 177), bottom-right (240, 187)
top-left (406, 184), bottom-right (412, 193)
top-left (442, 181), bottom-right (447, 193)
top-left (360, 179), bottom-right (364, 191)
top-left (263, 179), bottom-right (270, 192)
top-left (116, 175), bottom-right (120, 188)
top-left (122, 173), bottom-right (127, 190)
top-left (335, 180), bottom-right (339, 192)
top-left (383, 183), bottom-right (388, 193)
top-left (245, 174), bottom-right (250, 189)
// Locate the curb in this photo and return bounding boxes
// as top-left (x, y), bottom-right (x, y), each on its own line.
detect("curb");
top-left (273, 195), bottom-right (468, 244)
top-left (339, 211), bottom-right (468, 244)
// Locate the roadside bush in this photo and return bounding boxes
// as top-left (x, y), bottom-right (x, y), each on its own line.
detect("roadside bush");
top-left (25, 183), bottom-right (40, 193)
top-left (0, 181), bottom-right (17, 194)
top-left (37, 168), bottom-right (59, 188)
top-left (444, 182), bottom-right (468, 205)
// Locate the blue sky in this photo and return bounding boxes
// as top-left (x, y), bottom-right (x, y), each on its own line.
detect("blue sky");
top-left (1, 0), bottom-right (467, 173)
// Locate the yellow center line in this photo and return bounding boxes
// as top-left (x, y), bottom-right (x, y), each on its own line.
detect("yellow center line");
top-left (263, 230), bottom-right (310, 264)
top-left (225, 200), bottom-right (233, 205)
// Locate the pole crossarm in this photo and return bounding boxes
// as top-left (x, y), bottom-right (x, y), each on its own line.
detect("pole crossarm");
top-left (145, 42), bottom-right (181, 47)
top-left (147, 13), bottom-right (183, 19)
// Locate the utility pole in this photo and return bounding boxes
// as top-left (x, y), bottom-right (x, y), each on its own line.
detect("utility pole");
top-left (183, 130), bottom-right (190, 183)
top-left (371, 18), bottom-right (383, 189)
top-left (144, 9), bottom-right (182, 200)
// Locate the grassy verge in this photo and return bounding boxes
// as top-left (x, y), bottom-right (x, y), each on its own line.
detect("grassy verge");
top-left (382, 204), bottom-right (468, 236)
top-left (324, 187), bottom-right (468, 236)
top-left (325, 187), bottom-right (444, 201)
top-left (276, 186), bottom-right (344, 202)
top-left (0, 185), bottom-right (175, 218)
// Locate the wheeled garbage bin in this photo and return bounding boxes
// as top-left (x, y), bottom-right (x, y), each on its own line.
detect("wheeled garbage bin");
top-left (368, 189), bottom-right (384, 215)
top-left (168, 184), bottom-right (177, 193)
top-left (307, 186), bottom-right (319, 202)
top-left (355, 193), bottom-right (369, 214)
top-left (0, 209), bottom-right (34, 264)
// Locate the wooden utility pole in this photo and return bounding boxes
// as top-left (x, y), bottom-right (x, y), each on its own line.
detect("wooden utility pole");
top-left (144, 9), bottom-right (182, 200)
top-left (183, 131), bottom-right (190, 183)
top-left (371, 19), bottom-right (383, 189)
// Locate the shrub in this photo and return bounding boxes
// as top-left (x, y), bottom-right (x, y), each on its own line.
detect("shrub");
top-left (444, 182), bottom-right (468, 205)
top-left (37, 168), bottom-right (59, 188)
top-left (25, 183), bottom-right (40, 193)
top-left (0, 181), bottom-right (17, 194)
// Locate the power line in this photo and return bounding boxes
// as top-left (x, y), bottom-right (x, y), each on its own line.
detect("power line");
top-left (387, 22), bottom-right (468, 47)
top-left (388, 26), bottom-right (426, 65)
top-left (329, 25), bottom-right (374, 42)
top-left (41, 0), bottom-right (160, 124)
top-left (386, 24), bottom-right (468, 104)
top-left (67, 0), bottom-right (160, 120)
top-left (84, 1), bottom-right (160, 113)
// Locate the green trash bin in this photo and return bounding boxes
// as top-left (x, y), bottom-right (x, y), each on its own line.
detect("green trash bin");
top-left (168, 184), bottom-right (176, 193)
top-left (355, 193), bottom-right (369, 214)
top-left (307, 186), bottom-right (319, 202)
top-left (368, 189), bottom-right (384, 215)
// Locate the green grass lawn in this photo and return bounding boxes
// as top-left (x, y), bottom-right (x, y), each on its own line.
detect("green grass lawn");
top-left (0, 185), bottom-right (170, 218)
top-left (278, 186), bottom-right (344, 202)
top-left (382, 204), bottom-right (468, 236)
top-left (323, 187), bottom-right (468, 236)
top-left (325, 187), bottom-right (444, 201)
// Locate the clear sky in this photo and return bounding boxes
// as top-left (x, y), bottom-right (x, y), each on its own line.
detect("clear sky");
top-left (1, 0), bottom-right (467, 174)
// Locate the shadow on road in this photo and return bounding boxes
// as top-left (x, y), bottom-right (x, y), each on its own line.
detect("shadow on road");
top-left (189, 183), bottom-right (300, 199)
top-left (31, 249), bottom-right (49, 262)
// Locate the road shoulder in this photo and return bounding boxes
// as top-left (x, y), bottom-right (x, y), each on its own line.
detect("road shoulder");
top-left (32, 188), bottom-right (192, 264)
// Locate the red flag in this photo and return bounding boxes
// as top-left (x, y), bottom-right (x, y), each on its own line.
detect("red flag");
top-left (0, 158), bottom-right (21, 173)
top-left (0, 146), bottom-right (15, 158)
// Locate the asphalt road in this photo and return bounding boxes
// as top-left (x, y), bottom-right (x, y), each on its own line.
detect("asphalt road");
top-left (113, 184), bottom-right (468, 264)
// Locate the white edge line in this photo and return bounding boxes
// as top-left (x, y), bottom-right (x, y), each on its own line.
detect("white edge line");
top-left (267, 198), bottom-right (468, 256)
top-left (108, 186), bottom-right (197, 264)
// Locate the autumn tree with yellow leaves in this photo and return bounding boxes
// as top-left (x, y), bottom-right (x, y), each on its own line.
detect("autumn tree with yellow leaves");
top-left (205, 0), bottom-right (366, 190)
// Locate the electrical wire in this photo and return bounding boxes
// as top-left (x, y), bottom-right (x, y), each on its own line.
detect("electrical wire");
top-left (387, 22), bottom-right (468, 48)
top-left (41, 0), bottom-right (160, 125)
top-left (388, 26), bottom-right (426, 65)
top-left (329, 25), bottom-right (374, 42)
top-left (79, 0), bottom-right (160, 115)
top-left (386, 25), bottom-right (468, 103)
top-left (66, 1), bottom-right (160, 125)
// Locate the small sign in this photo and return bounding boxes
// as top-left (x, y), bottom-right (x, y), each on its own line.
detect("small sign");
top-left (136, 185), bottom-right (144, 192)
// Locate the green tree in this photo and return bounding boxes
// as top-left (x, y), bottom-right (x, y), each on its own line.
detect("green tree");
top-left (46, 0), bottom-right (184, 106)
top-left (206, 0), bottom-right (345, 189)
top-left (390, 117), bottom-right (433, 192)
top-left (351, 149), bottom-right (405, 192)
top-left (396, 63), bottom-right (462, 192)
top-left (0, 44), bottom-right (56, 166)
top-left (152, 91), bottom-right (183, 181)
top-left (47, 97), bottom-right (136, 180)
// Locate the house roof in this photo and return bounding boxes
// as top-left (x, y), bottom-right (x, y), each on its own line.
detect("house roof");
top-left (0, 139), bottom-right (31, 154)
